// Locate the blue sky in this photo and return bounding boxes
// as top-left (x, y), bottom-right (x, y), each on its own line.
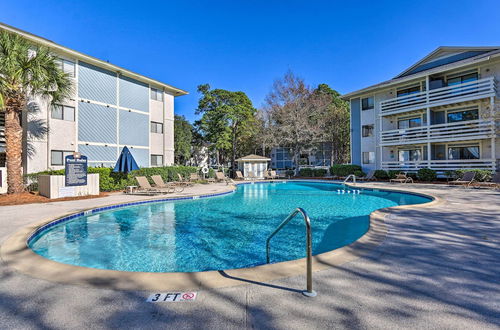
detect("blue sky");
top-left (1, 1), bottom-right (499, 122)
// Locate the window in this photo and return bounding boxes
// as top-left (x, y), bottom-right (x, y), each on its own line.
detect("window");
top-left (447, 71), bottom-right (478, 86)
top-left (397, 85), bottom-right (420, 97)
top-left (447, 108), bottom-right (479, 123)
top-left (151, 154), bottom-right (163, 166)
top-left (150, 121), bottom-right (163, 134)
top-left (273, 148), bottom-right (293, 169)
top-left (448, 145), bottom-right (479, 160)
top-left (398, 149), bottom-right (421, 162)
top-left (51, 150), bottom-right (74, 166)
top-left (362, 151), bottom-right (375, 164)
top-left (362, 125), bottom-right (374, 137)
top-left (398, 117), bottom-right (421, 129)
top-left (361, 97), bottom-right (374, 110)
top-left (56, 58), bottom-right (76, 78)
top-left (51, 105), bottom-right (75, 121)
top-left (150, 88), bottom-right (163, 101)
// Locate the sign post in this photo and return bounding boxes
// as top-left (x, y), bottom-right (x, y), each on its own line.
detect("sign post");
top-left (65, 153), bottom-right (88, 187)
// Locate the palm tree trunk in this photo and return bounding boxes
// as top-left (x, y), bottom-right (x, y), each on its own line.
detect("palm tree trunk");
top-left (5, 107), bottom-right (24, 194)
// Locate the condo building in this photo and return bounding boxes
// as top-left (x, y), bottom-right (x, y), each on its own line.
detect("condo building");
top-left (343, 47), bottom-right (499, 174)
top-left (0, 23), bottom-right (187, 176)
top-left (270, 144), bottom-right (333, 170)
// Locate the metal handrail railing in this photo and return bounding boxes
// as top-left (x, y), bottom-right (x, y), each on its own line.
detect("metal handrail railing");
top-left (344, 174), bottom-right (356, 184)
top-left (266, 207), bottom-right (316, 297)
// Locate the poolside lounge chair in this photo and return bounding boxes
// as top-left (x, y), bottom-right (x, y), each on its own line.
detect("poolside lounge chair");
top-left (473, 172), bottom-right (500, 189)
top-left (190, 173), bottom-right (201, 182)
top-left (358, 170), bottom-right (376, 181)
top-left (215, 172), bottom-right (232, 185)
top-left (176, 173), bottom-right (193, 187)
top-left (235, 171), bottom-right (245, 180)
top-left (448, 171), bottom-right (475, 188)
top-left (247, 171), bottom-right (257, 180)
top-left (264, 171), bottom-right (276, 180)
top-left (151, 175), bottom-right (183, 193)
top-left (390, 173), bottom-right (414, 184)
top-left (134, 176), bottom-right (167, 195)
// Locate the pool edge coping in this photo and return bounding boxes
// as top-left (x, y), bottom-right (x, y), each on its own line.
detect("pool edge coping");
top-left (0, 180), bottom-right (443, 291)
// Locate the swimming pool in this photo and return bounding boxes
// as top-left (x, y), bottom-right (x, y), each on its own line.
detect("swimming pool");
top-left (28, 181), bottom-right (431, 273)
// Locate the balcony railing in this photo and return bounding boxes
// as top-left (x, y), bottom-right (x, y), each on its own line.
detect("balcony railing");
top-left (379, 119), bottom-right (496, 146)
top-left (380, 77), bottom-right (497, 115)
top-left (0, 127), bottom-right (5, 151)
top-left (381, 159), bottom-right (496, 172)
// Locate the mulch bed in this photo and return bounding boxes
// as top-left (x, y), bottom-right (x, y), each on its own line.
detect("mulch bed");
top-left (0, 191), bottom-right (110, 206)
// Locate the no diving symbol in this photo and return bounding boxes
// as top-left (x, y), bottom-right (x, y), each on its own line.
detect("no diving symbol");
top-left (182, 292), bottom-right (195, 300)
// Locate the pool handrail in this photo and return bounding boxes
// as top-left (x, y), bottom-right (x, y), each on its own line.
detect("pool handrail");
top-left (266, 207), bottom-right (316, 297)
top-left (344, 174), bottom-right (357, 184)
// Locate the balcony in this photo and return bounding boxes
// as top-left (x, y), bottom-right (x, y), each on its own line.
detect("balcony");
top-left (381, 159), bottom-right (496, 172)
top-left (379, 119), bottom-right (496, 146)
top-left (380, 77), bottom-right (497, 115)
top-left (0, 126), bottom-right (4, 152)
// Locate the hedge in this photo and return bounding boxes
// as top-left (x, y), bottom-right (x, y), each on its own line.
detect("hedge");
top-left (417, 168), bottom-right (437, 182)
top-left (298, 168), bottom-right (328, 177)
top-left (374, 170), bottom-right (389, 180)
top-left (329, 164), bottom-right (362, 177)
top-left (353, 170), bottom-right (365, 178)
top-left (25, 166), bottom-right (209, 192)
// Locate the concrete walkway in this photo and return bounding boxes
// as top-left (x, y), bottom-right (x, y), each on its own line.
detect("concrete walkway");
top-left (0, 182), bottom-right (499, 329)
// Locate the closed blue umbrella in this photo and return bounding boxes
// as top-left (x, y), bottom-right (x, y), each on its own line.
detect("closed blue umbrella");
top-left (113, 146), bottom-right (140, 173)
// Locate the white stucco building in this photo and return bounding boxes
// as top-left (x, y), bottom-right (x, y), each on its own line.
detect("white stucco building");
top-left (343, 47), bottom-right (499, 174)
top-left (0, 22), bottom-right (187, 181)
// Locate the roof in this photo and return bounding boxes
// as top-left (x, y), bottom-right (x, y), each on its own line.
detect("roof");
top-left (342, 46), bottom-right (500, 100)
top-left (235, 154), bottom-right (271, 161)
top-left (0, 22), bottom-right (188, 96)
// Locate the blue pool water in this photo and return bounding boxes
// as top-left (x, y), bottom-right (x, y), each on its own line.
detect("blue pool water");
top-left (29, 181), bottom-right (431, 272)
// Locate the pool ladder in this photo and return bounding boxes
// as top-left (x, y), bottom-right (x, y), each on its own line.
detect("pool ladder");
top-left (343, 174), bottom-right (356, 184)
top-left (266, 207), bottom-right (317, 297)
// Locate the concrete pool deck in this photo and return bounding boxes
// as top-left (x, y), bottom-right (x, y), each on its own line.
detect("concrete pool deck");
top-left (0, 181), bottom-right (499, 329)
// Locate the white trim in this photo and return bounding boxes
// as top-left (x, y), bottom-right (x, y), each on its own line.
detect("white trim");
top-left (78, 98), bottom-right (150, 116)
top-left (78, 141), bottom-right (149, 150)
top-left (116, 72), bottom-right (120, 159)
top-left (342, 54), bottom-right (500, 100)
top-left (0, 22), bottom-right (188, 96)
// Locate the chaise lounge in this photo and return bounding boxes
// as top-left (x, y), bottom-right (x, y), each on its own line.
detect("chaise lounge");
top-left (448, 171), bottom-right (475, 188)
top-left (390, 173), bottom-right (414, 184)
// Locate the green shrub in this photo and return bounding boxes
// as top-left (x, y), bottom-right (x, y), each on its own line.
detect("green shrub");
top-left (299, 168), bottom-right (314, 177)
top-left (453, 169), bottom-right (492, 182)
top-left (285, 170), bottom-right (295, 177)
top-left (353, 170), bottom-right (365, 178)
top-left (374, 170), bottom-right (389, 180)
top-left (387, 170), bottom-right (400, 180)
top-left (329, 164), bottom-right (362, 177)
top-left (407, 172), bottom-right (417, 180)
top-left (26, 165), bottom-right (202, 192)
top-left (313, 168), bottom-right (327, 177)
top-left (417, 168), bottom-right (437, 182)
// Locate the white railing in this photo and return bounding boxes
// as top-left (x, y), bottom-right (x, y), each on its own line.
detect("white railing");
top-left (379, 119), bottom-right (496, 146)
top-left (380, 77), bottom-right (497, 114)
top-left (0, 127), bottom-right (5, 150)
top-left (381, 159), bottom-right (496, 171)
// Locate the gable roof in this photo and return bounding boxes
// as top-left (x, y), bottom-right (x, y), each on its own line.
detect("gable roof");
top-left (342, 46), bottom-right (500, 100)
top-left (236, 154), bottom-right (271, 161)
top-left (0, 22), bottom-right (188, 96)
top-left (395, 46), bottom-right (500, 78)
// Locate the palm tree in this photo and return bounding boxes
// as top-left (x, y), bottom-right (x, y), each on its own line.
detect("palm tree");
top-left (0, 31), bottom-right (72, 194)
